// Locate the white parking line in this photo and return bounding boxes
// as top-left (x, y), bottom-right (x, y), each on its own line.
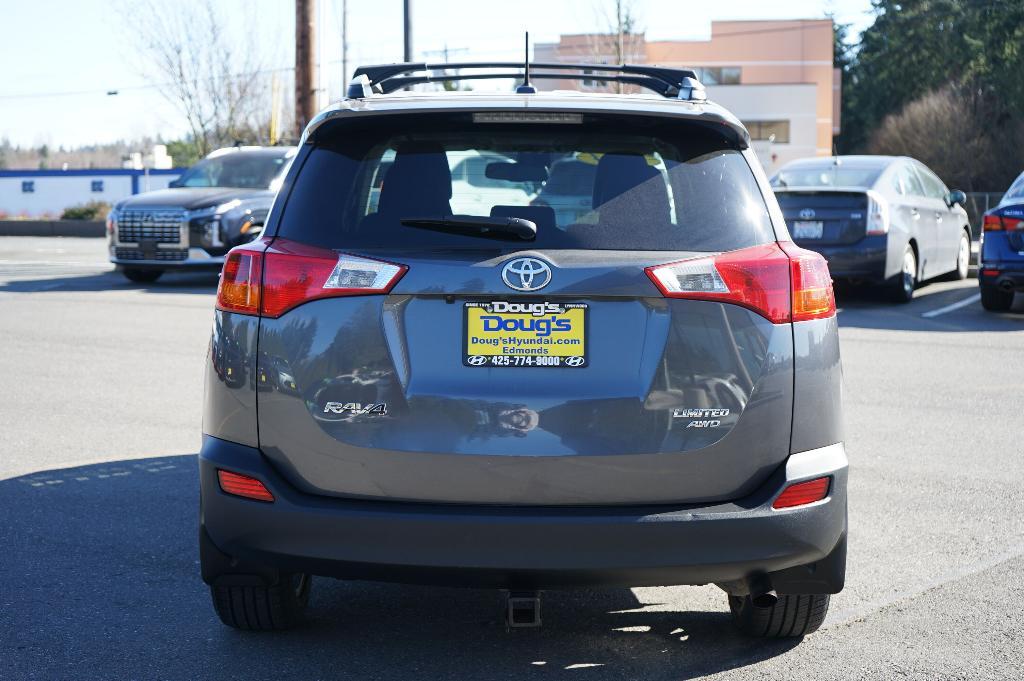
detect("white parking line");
top-left (921, 293), bottom-right (981, 318)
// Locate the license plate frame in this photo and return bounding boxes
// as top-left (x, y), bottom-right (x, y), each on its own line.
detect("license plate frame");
top-left (792, 220), bottom-right (824, 239)
top-left (463, 300), bottom-right (588, 368)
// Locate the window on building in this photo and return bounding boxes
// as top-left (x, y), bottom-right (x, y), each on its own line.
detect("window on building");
top-left (91, 180), bottom-right (104, 192)
top-left (21, 181), bottom-right (34, 193)
top-left (744, 120), bottom-right (791, 144)
top-left (696, 67), bottom-right (741, 85)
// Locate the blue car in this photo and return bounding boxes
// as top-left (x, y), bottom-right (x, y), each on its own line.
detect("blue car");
top-left (979, 171), bottom-right (1024, 311)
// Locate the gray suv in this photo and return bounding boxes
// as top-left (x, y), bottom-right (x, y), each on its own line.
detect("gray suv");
top-left (200, 62), bottom-right (847, 638)
top-left (107, 146), bottom-right (295, 283)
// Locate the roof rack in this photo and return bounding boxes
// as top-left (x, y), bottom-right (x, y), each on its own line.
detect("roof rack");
top-left (345, 62), bottom-right (707, 101)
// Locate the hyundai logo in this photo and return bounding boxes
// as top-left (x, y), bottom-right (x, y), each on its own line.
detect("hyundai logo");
top-left (501, 257), bottom-right (552, 292)
top-left (467, 355), bottom-right (487, 366)
top-left (798, 208), bottom-right (816, 220)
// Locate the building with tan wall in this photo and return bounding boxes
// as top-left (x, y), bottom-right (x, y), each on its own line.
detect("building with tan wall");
top-left (535, 20), bottom-right (839, 174)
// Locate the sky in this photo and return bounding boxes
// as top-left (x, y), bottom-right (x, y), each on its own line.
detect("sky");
top-left (0, 0), bottom-right (876, 149)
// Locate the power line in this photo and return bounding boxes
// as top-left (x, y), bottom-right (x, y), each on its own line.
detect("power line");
top-left (0, 65), bottom-right (295, 101)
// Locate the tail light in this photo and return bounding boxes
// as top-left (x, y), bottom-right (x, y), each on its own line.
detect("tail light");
top-left (773, 476), bottom-right (830, 509)
top-left (865, 190), bottom-right (889, 235)
top-left (215, 238), bottom-right (407, 318)
top-left (217, 469), bottom-right (275, 502)
top-left (983, 215), bottom-right (1004, 231)
top-left (645, 242), bottom-right (835, 323)
top-left (216, 241), bottom-right (265, 315)
top-left (984, 214), bottom-right (1024, 231)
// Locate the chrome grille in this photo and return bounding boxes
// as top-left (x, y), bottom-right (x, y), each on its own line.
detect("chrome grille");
top-left (117, 209), bottom-right (186, 244)
top-left (115, 248), bottom-right (188, 262)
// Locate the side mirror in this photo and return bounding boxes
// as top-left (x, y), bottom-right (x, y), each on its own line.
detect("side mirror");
top-left (947, 189), bottom-right (966, 208)
top-left (168, 178), bottom-right (183, 188)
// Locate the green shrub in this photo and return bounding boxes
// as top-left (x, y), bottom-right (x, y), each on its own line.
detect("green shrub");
top-left (61, 201), bottom-right (111, 221)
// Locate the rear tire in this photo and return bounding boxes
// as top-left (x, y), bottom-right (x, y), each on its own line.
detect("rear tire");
top-left (729, 593), bottom-right (830, 638)
top-left (941, 231), bottom-right (971, 281)
top-left (211, 573), bottom-right (311, 631)
top-left (888, 246), bottom-right (917, 303)
top-left (980, 281), bottom-right (1014, 312)
top-left (122, 268), bottom-right (163, 283)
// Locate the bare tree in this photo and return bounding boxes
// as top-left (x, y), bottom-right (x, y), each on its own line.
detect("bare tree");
top-left (121, 0), bottom-right (276, 157)
top-left (869, 85), bottom-right (1024, 192)
top-left (588, 0), bottom-right (645, 93)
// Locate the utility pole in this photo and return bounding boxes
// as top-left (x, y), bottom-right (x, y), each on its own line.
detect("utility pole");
top-left (615, 0), bottom-right (624, 94)
top-left (295, 0), bottom-right (317, 139)
top-left (403, 0), bottom-right (412, 62)
top-left (341, 0), bottom-right (348, 91)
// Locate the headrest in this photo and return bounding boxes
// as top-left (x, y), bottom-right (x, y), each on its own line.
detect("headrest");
top-left (377, 142), bottom-right (453, 215)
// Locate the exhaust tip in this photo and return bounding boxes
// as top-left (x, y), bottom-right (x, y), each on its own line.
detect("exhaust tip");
top-left (751, 590), bottom-right (779, 608)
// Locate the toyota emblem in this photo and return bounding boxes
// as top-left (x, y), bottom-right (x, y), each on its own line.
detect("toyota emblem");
top-left (501, 257), bottom-right (552, 292)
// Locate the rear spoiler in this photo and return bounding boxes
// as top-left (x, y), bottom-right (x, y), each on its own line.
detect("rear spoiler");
top-left (304, 104), bottom-right (751, 150)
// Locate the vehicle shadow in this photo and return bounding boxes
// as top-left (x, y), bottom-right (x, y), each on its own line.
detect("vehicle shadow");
top-left (2, 456), bottom-right (802, 681)
top-left (0, 269), bottom-right (219, 294)
top-left (835, 281), bottom-right (1024, 332)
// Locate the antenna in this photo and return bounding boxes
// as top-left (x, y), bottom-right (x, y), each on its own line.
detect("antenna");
top-left (516, 31), bottom-right (537, 94)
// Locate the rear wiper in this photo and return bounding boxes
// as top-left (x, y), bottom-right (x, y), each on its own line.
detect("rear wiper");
top-left (400, 215), bottom-right (537, 241)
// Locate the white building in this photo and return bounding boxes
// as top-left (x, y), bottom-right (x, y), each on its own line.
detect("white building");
top-left (0, 168), bottom-right (181, 219)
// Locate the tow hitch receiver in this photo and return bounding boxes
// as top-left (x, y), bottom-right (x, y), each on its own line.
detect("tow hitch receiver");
top-left (506, 590), bottom-right (542, 628)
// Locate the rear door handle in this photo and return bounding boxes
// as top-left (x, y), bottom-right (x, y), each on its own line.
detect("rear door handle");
top-left (911, 208), bottom-right (921, 219)
top-left (935, 212), bottom-right (943, 221)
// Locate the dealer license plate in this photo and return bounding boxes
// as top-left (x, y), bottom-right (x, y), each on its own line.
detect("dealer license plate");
top-left (463, 301), bottom-right (587, 368)
top-left (792, 220), bottom-right (824, 239)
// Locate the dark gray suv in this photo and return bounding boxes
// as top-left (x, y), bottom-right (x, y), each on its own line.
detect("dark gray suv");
top-left (200, 62), bottom-right (847, 638)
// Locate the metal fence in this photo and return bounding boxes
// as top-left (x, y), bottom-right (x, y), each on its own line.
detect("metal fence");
top-left (964, 192), bottom-right (1005, 235)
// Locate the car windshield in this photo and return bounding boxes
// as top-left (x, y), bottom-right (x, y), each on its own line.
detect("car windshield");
top-left (175, 152), bottom-right (289, 189)
top-left (771, 163), bottom-right (884, 189)
top-left (280, 113), bottom-right (774, 252)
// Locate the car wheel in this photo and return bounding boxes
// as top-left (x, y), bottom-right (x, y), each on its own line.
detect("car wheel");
top-left (942, 231), bottom-right (971, 281)
top-left (979, 281), bottom-right (1014, 312)
top-left (729, 593), bottom-right (830, 638)
top-left (889, 246), bottom-right (917, 303)
top-left (955, 231), bottom-right (970, 280)
top-left (122, 268), bottom-right (163, 283)
top-left (210, 573), bottom-right (311, 631)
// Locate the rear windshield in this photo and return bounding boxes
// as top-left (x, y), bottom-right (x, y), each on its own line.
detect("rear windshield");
top-left (280, 113), bottom-right (774, 251)
top-left (771, 164), bottom-right (883, 189)
top-left (1002, 172), bottom-right (1024, 204)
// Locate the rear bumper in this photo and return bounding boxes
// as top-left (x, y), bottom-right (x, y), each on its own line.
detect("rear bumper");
top-left (199, 435), bottom-right (848, 593)
top-left (979, 265), bottom-right (1024, 291)
top-left (795, 237), bottom-right (888, 281)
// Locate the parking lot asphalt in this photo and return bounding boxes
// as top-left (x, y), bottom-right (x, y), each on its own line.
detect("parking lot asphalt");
top-left (2, 236), bottom-right (1022, 680)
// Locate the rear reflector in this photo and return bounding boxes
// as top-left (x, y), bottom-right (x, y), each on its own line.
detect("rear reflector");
top-left (645, 242), bottom-right (835, 323)
top-left (217, 469), bottom-right (275, 502)
top-left (215, 238), bottom-right (408, 318)
top-left (773, 476), bottom-right (830, 509)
